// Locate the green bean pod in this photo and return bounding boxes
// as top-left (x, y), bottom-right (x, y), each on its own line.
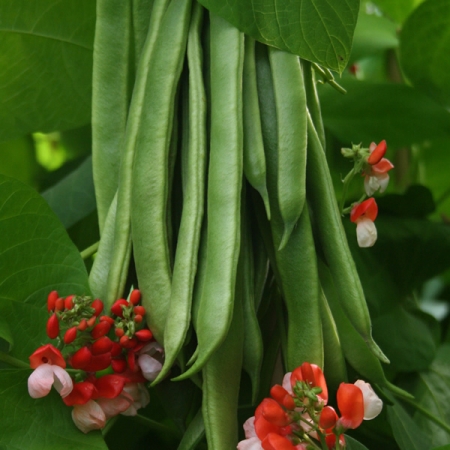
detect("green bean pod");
top-left (132, 0), bottom-right (154, 67)
top-left (176, 12), bottom-right (244, 378)
top-left (202, 253), bottom-right (244, 450)
top-left (153, 3), bottom-right (206, 384)
top-left (268, 47), bottom-right (307, 250)
top-left (306, 112), bottom-right (389, 364)
top-left (241, 189), bottom-right (264, 404)
top-left (319, 259), bottom-right (413, 400)
top-left (243, 37), bottom-right (271, 219)
top-left (255, 43), bottom-right (323, 371)
top-left (92, 0), bottom-right (131, 234)
top-left (177, 408), bottom-right (205, 450)
top-left (131, 0), bottom-right (192, 344)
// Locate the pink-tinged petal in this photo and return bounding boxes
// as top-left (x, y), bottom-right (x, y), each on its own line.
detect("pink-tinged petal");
top-left (369, 142), bottom-right (377, 153)
top-left (72, 400), bottom-right (106, 433)
top-left (350, 198), bottom-right (378, 223)
top-left (139, 341), bottom-right (164, 357)
top-left (121, 382), bottom-right (150, 416)
top-left (282, 372), bottom-right (293, 395)
top-left (28, 364), bottom-right (55, 398)
top-left (237, 436), bottom-right (263, 450)
top-left (29, 344), bottom-right (66, 369)
top-left (51, 365), bottom-right (73, 398)
top-left (377, 173), bottom-right (390, 193)
top-left (243, 416), bottom-right (257, 439)
top-left (337, 383), bottom-right (364, 429)
top-left (354, 380), bottom-right (383, 420)
top-left (137, 354), bottom-right (162, 381)
top-left (372, 158), bottom-right (394, 174)
top-left (364, 175), bottom-right (380, 196)
top-left (356, 218), bottom-right (377, 248)
top-left (96, 392), bottom-right (134, 419)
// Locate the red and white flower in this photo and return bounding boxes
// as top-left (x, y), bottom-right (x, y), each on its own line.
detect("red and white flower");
top-left (364, 141), bottom-right (394, 196)
top-left (350, 198), bottom-right (378, 248)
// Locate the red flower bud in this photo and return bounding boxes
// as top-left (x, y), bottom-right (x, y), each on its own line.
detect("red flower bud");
top-left (55, 297), bottom-right (65, 312)
top-left (111, 358), bottom-right (127, 373)
top-left (129, 289), bottom-right (141, 305)
top-left (63, 381), bottom-right (95, 406)
top-left (93, 375), bottom-right (127, 399)
top-left (134, 314), bottom-right (143, 324)
top-left (367, 140), bottom-right (387, 165)
top-left (91, 321), bottom-right (111, 339)
top-left (87, 316), bottom-right (97, 327)
top-left (70, 346), bottom-right (92, 369)
top-left (91, 299), bottom-right (104, 316)
top-left (111, 299), bottom-right (129, 317)
top-left (46, 313), bottom-right (59, 339)
top-left (261, 398), bottom-right (291, 427)
top-left (83, 353), bottom-right (112, 372)
top-left (64, 326), bottom-right (78, 344)
top-left (133, 306), bottom-right (145, 316)
top-left (135, 329), bottom-right (153, 341)
top-left (110, 342), bottom-right (123, 357)
top-left (99, 315), bottom-right (115, 325)
top-left (64, 295), bottom-right (75, 310)
top-left (115, 327), bottom-right (125, 338)
top-left (47, 290), bottom-right (58, 312)
top-left (119, 335), bottom-right (137, 349)
top-left (77, 318), bottom-right (88, 331)
top-left (91, 336), bottom-right (113, 355)
top-left (127, 350), bottom-right (136, 372)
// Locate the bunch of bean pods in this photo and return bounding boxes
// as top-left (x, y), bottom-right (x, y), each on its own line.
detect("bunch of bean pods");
top-left (89, 0), bottom-right (410, 448)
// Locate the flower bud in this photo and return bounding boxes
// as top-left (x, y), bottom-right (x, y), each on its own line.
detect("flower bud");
top-left (91, 299), bottom-right (104, 316)
top-left (91, 336), bottom-right (113, 355)
top-left (46, 313), bottom-right (59, 339)
top-left (129, 289), bottom-right (141, 305)
top-left (111, 358), bottom-right (127, 373)
top-left (91, 321), bottom-right (111, 339)
top-left (135, 329), bottom-right (153, 342)
top-left (64, 327), bottom-right (78, 344)
top-left (133, 306), bottom-right (145, 316)
top-left (111, 299), bottom-right (129, 317)
top-left (55, 297), bottom-right (65, 312)
top-left (77, 319), bottom-right (88, 331)
top-left (70, 346), bottom-right (92, 370)
top-left (47, 290), bottom-right (58, 312)
top-left (260, 398), bottom-right (291, 427)
top-left (64, 295), bottom-right (75, 310)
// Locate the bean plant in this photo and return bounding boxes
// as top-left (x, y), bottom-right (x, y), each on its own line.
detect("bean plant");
top-left (1, 0), bottom-right (450, 449)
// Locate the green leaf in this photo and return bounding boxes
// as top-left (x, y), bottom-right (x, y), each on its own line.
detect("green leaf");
top-left (371, 0), bottom-right (425, 23)
top-left (400, 0), bottom-right (450, 108)
top-left (372, 305), bottom-right (437, 372)
top-left (319, 80), bottom-right (450, 148)
top-left (0, 0), bottom-right (95, 142)
top-left (387, 396), bottom-right (432, 450)
top-left (345, 435), bottom-right (370, 450)
top-left (0, 174), bottom-right (89, 363)
top-left (0, 370), bottom-right (107, 450)
top-left (42, 156), bottom-right (96, 229)
top-left (411, 344), bottom-right (450, 447)
top-left (177, 409), bottom-right (205, 450)
top-left (198, 0), bottom-right (360, 73)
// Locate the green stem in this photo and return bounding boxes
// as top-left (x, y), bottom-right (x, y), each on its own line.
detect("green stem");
top-left (80, 241), bottom-right (99, 260)
top-left (339, 168), bottom-right (356, 214)
top-left (401, 397), bottom-right (450, 435)
top-left (0, 352), bottom-right (29, 369)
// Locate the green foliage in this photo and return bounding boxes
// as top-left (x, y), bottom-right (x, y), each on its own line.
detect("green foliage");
top-left (197, 0), bottom-right (360, 73)
top-left (0, 0), bottom-right (95, 142)
top-left (400, 0), bottom-right (450, 108)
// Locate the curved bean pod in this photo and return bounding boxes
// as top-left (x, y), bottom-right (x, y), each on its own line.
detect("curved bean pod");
top-left (306, 111), bottom-right (389, 364)
top-left (268, 47), bottom-right (307, 250)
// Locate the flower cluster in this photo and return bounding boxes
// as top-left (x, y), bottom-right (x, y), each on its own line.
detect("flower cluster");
top-left (341, 140), bottom-right (394, 248)
top-left (28, 289), bottom-right (163, 433)
top-left (237, 362), bottom-right (383, 450)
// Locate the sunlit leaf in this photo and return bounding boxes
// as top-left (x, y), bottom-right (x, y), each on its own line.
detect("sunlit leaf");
top-left (371, 0), bottom-right (425, 23)
top-left (199, 0), bottom-right (360, 73)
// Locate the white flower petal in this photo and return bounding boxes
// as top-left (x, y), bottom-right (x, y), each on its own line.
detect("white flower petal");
top-left (237, 437), bottom-right (263, 450)
top-left (356, 218), bottom-right (377, 248)
top-left (243, 416), bottom-right (256, 439)
top-left (282, 372), bottom-right (293, 395)
top-left (354, 380), bottom-right (383, 420)
top-left (28, 364), bottom-right (55, 398)
top-left (377, 173), bottom-right (390, 193)
top-left (52, 365), bottom-right (73, 398)
top-left (72, 400), bottom-right (106, 433)
top-left (364, 175), bottom-right (380, 196)
top-left (121, 382), bottom-right (150, 415)
top-left (97, 393), bottom-right (134, 420)
top-left (137, 354), bottom-right (163, 381)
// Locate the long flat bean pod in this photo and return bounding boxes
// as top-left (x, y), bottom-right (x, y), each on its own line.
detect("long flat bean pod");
top-left (202, 253), bottom-right (244, 450)
top-left (177, 12), bottom-right (244, 378)
top-left (306, 112), bottom-right (389, 364)
top-left (131, 0), bottom-right (192, 344)
top-left (132, 0), bottom-right (154, 68)
top-left (154, 3), bottom-right (206, 384)
top-left (243, 37), bottom-right (270, 219)
top-left (268, 47), bottom-right (307, 250)
top-left (255, 44), bottom-right (323, 371)
top-left (92, 0), bottom-right (131, 234)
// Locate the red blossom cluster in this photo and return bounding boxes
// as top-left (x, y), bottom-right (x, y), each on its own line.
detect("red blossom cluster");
top-left (237, 362), bottom-right (382, 450)
top-left (28, 289), bottom-right (163, 433)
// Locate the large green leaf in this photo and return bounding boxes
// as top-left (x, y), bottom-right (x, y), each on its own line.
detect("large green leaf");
top-left (319, 80), bottom-right (450, 148)
top-left (400, 0), bottom-right (450, 108)
top-left (0, 0), bottom-right (95, 142)
top-left (198, 0), bottom-right (360, 73)
top-left (0, 175), bottom-right (89, 362)
top-left (387, 396), bottom-right (432, 450)
top-left (411, 344), bottom-right (450, 447)
top-left (0, 370), bottom-right (107, 450)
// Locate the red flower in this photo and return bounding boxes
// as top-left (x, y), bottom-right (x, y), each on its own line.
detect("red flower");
top-left (29, 344), bottom-right (66, 369)
top-left (350, 198), bottom-right (378, 248)
top-left (290, 362), bottom-right (328, 404)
